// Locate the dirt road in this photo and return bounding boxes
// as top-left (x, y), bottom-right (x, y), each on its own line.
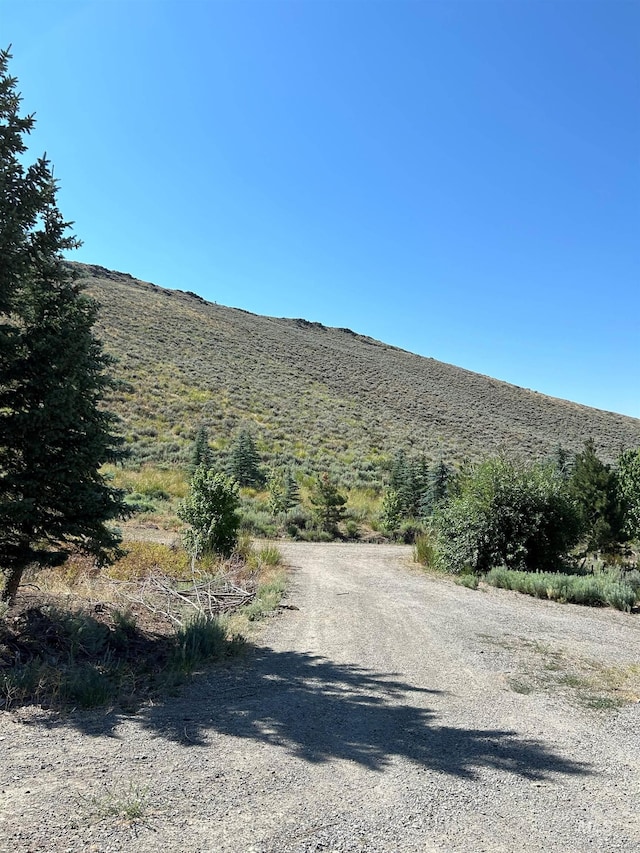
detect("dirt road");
top-left (2, 542), bottom-right (639, 852)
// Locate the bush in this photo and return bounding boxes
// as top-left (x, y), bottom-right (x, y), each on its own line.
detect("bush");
top-left (433, 458), bottom-right (581, 574)
top-left (485, 567), bottom-right (637, 611)
top-left (178, 466), bottom-right (240, 557)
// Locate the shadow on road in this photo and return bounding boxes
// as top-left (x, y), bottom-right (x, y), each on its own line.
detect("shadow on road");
top-left (49, 646), bottom-right (589, 780)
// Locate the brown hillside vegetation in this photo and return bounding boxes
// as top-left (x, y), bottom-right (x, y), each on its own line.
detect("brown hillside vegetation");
top-left (78, 262), bottom-right (640, 476)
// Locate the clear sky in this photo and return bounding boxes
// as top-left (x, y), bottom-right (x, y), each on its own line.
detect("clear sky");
top-left (4, 0), bottom-right (639, 417)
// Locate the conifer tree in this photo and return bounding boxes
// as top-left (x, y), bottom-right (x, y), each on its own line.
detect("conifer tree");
top-left (190, 425), bottom-right (212, 473)
top-left (310, 473), bottom-right (347, 535)
top-left (0, 49), bottom-right (126, 602)
top-left (228, 429), bottom-right (264, 487)
top-left (568, 439), bottom-right (625, 551)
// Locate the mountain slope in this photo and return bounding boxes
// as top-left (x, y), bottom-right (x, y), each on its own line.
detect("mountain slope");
top-left (78, 263), bottom-right (640, 479)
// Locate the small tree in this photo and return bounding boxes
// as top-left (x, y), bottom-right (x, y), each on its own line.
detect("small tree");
top-left (177, 466), bottom-right (240, 558)
top-left (0, 49), bottom-right (126, 602)
top-left (568, 439), bottom-right (625, 551)
top-left (380, 488), bottom-right (404, 533)
top-left (228, 429), bottom-right (264, 488)
top-left (617, 448), bottom-right (640, 540)
top-left (421, 459), bottom-right (453, 517)
top-left (310, 473), bottom-right (347, 535)
top-left (268, 466), bottom-right (299, 515)
top-left (190, 425), bottom-right (212, 474)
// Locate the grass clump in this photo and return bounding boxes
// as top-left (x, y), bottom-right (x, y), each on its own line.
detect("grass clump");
top-left (80, 782), bottom-right (149, 824)
top-left (413, 531), bottom-right (438, 569)
top-left (107, 541), bottom-right (190, 580)
top-left (170, 614), bottom-right (241, 673)
top-left (485, 567), bottom-right (637, 611)
top-left (241, 571), bottom-right (287, 622)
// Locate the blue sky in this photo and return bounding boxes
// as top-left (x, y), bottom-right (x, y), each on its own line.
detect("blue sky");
top-left (4, 0), bottom-right (639, 417)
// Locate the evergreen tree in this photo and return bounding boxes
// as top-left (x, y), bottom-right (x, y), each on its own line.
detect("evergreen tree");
top-left (227, 429), bottom-right (264, 487)
top-left (389, 449), bottom-right (408, 493)
top-left (190, 425), bottom-right (212, 473)
top-left (0, 49), bottom-right (126, 601)
top-left (421, 459), bottom-right (453, 516)
top-left (568, 439), bottom-right (625, 551)
top-left (551, 445), bottom-right (573, 481)
top-left (310, 473), bottom-right (347, 535)
top-left (269, 466), bottom-right (300, 515)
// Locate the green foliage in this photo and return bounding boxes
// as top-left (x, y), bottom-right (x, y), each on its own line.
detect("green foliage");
top-left (413, 531), bottom-right (438, 568)
top-left (257, 544), bottom-right (282, 566)
top-left (617, 448), bottom-right (640, 540)
top-left (433, 457), bottom-right (581, 574)
top-left (454, 573), bottom-right (479, 590)
top-left (380, 488), bottom-right (404, 533)
top-left (568, 440), bottom-right (625, 551)
top-left (309, 473), bottom-right (347, 535)
top-left (0, 49), bottom-right (127, 602)
top-left (485, 567), bottom-right (637, 612)
top-left (190, 425), bottom-right (212, 473)
top-left (170, 614), bottom-right (230, 673)
top-left (267, 466), bottom-right (299, 515)
top-left (424, 459), bottom-right (454, 515)
top-left (177, 466), bottom-right (240, 558)
top-left (241, 572), bottom-right (286, 621)
top-left (228, 429), bottom-right (265, 487)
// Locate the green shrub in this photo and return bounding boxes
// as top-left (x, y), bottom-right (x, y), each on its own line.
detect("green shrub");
top-left (454, 574), bottom-right (479, 590)
top-left (178, 467), bottom-right (240, 557)
top-left (485, 567), bottom-right (636, 611)
top-left (257, 544), bottom-right (282, 566)
top-left (434, 458), bottom-right (581, 574)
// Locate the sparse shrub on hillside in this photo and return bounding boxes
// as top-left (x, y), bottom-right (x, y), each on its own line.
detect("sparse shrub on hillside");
top-left (433, 457), bottom-right (581, 575)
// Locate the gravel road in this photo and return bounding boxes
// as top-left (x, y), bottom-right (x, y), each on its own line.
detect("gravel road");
top-left (1, 542), bottom-right (639, 852)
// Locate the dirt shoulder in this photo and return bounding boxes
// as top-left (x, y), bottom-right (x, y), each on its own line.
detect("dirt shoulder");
top-left (1, 542), bottom-right (639, 852)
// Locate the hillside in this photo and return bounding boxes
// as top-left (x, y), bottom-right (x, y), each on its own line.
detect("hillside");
top-left (78, 262), bottom-right (640, 481)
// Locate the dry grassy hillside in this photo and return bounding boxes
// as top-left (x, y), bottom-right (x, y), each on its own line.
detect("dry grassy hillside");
top-left (79, 262), bottom-right (640, 479)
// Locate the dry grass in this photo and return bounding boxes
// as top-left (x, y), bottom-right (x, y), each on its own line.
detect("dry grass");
top-left (0, 539), bottom-right (286, 711)
top-left (480, 634), bottom-right (640, 710)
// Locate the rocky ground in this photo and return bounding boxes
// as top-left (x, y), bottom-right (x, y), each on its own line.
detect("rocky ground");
top-left (1, 542), bottom-right (639, 852)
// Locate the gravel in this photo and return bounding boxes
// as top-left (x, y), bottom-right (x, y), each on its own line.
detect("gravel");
top-left (1, 541), bottom-right (639, 852)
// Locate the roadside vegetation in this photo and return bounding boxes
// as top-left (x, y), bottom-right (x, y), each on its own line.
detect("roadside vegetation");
top-left (412, 442), bottom-right (640, 612)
